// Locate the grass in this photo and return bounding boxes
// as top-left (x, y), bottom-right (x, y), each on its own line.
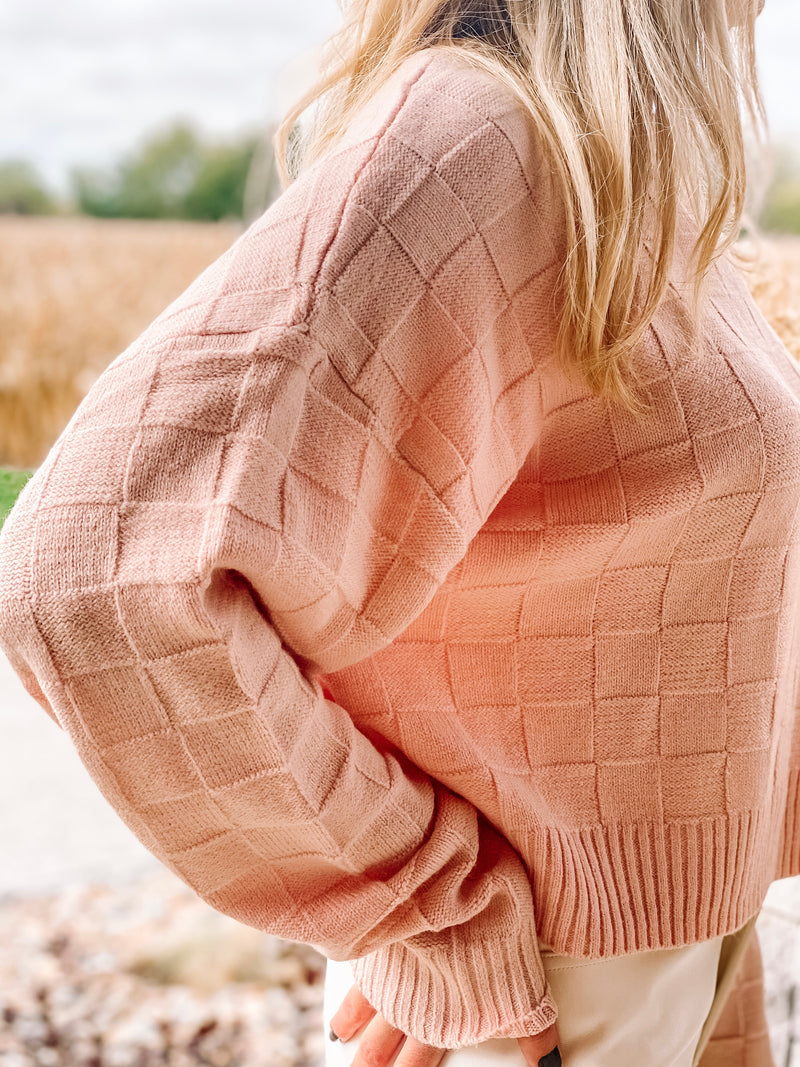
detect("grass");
top-left (0, 468), bottom-right (32, 528)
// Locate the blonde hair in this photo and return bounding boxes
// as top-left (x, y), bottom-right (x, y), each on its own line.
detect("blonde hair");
top-left (275, 0), bottom-right (767, 408)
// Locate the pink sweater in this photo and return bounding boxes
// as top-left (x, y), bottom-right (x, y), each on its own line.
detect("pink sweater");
top-left (1, 48), bottom-right (800, 1049)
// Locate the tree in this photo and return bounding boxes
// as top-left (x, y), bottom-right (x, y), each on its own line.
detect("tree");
top-left (70, 163), bottom-right (123, 218)
top-left (184, 137), bottom-right (258, 221)
top-left (71, 122), bottom-right (259, 221)
top-left (0, 160), bottom-right (55, 215)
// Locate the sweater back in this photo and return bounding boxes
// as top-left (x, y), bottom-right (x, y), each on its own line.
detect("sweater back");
top-left (0, 48), bottom-right (799, 1049)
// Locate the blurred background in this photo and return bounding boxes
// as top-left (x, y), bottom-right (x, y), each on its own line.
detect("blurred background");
top-left (1, 2), bottom-right (800, 1065)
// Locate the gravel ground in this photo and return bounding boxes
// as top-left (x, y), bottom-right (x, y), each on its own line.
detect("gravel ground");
top-left (0, 870), bottom-right (327, 1067)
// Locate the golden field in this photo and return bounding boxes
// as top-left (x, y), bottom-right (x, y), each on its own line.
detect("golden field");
top-left (0, 216), bottom-right (241, 468)
top-left (1, 216), bottom-right (799, 469)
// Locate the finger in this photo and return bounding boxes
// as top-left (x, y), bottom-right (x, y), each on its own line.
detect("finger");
top-left (394, 1036), bottom-right (448, 1067)
top-left (348, 1013), bottom-right (405, 1067)
top-left (330, 983), bottom-right (377, 1042)
top-left (516, 1022), bottom-right (562, 1067)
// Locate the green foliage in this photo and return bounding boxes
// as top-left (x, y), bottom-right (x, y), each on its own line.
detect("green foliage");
top-left (73, 122), bottom-right (203, 219)
top-left (185, 139), bottom-right (260, 221)
top-left (760, 143), bottom-right (800, 235)
top-left (0, 161), bottom-right (55, 215)
top-left (71, 122), bottom-right (259, 221)
top-left (0, 469), bottom-right (32, 528)
top-left (761, 186), bottom-right (800, 234)
top-left (70, 165), bottom-right (123, 219)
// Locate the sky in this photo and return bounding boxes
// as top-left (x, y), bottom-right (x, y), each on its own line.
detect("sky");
top-left (2, 0), bottom-right (798, 194)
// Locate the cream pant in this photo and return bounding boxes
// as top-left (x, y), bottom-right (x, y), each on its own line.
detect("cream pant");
top-left (323, 917), bottom-right (757, 1067)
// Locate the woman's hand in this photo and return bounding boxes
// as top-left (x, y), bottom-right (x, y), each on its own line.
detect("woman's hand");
top-left (330, 985), bottom-right (561, 1067)
top-left (330, 984), bottom-right (445, 1067)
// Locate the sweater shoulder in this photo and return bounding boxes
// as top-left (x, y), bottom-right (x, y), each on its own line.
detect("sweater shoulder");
top-left (347, 47), bottom-right (538, 148)
top-left (309, 48), bottom-right (556, 295)
top-left (344, 48), bottom-right (547, 214)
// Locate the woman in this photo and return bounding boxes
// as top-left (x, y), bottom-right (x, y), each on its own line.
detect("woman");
top-left (0, 0), bottom-right (790, 1064)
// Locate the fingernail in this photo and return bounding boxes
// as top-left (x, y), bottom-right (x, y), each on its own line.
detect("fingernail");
top-left (329, 1029), bottom-right (339, 1042)
top-left (539, 1048), bottom-right (562, 1067)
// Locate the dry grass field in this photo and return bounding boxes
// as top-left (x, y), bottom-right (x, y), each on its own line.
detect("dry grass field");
top-left (0, 216), bottom-right (799, 468)
top-left (737, 234), bottom-right (800, 361)
top-left (0, 216), bottom-right (241, 468)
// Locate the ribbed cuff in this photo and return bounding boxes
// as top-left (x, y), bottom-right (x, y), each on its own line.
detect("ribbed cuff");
top-left (350, 922), bottom-right (557, 1049)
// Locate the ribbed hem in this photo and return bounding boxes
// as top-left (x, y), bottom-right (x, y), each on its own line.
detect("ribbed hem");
top-left (348, 811), bottom-right (781, 1046)
top-left (351, 925), bottom-right (557, 1048)
top-left (530, 811), bottom-right (774, 958)
top-left (779, 769), bottom-right (800, 879)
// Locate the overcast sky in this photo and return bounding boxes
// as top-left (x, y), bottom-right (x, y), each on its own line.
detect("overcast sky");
top-left (2, 0), bottom-right (798, 193)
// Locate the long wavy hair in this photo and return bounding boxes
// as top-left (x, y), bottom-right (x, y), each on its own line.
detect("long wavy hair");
top-left (274, 0), bottom-right (767, 408)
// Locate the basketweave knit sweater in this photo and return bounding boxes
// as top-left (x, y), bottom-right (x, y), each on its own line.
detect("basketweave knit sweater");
top-left (1, 46), bottom-right (800, 1049)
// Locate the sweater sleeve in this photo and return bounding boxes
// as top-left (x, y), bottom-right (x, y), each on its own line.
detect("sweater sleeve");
top-left (0, 53), bottom-right (562, 1049)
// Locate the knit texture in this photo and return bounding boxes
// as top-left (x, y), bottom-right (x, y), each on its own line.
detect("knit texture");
top-left (1, 48), bottom-right (800, 1049)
